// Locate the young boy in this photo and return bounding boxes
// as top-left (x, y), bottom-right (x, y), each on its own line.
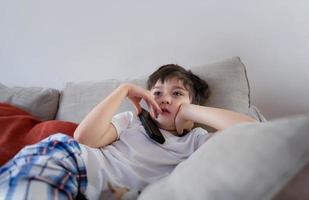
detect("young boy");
top-left (0, 64), bottom-right (256, 200)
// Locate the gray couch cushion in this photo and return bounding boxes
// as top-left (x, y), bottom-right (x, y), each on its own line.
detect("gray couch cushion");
top-left (247, 105), bottom-right (267, 122)
top-left (0, 84), bottom-right (60, 120)
top-left (191, 56), bottom-right (250, 113)
top-left (56, 57), bottom-right (250, 123)
top-left (139, 114), bottom-right (309, 200)
top-left (272, 161), bottom-right (309, 200)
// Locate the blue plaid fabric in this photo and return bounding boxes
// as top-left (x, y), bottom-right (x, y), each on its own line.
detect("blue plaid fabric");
top-left (0, 133), bottom-right (87, 200)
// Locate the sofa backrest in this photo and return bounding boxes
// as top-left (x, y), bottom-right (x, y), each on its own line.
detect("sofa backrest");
top-left (0, 56), bottom-right (252, 128)
top-left (0, 83), bottom-right (59, 121)
top-left (55, 57), bottom-right (251, 130)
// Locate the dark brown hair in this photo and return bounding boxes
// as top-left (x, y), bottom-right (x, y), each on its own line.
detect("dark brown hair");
top-left (147, 64), bottom-right (210, 105)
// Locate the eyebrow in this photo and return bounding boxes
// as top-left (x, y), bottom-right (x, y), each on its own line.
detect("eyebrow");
top-left (152, 86), bottom-right (187, 91)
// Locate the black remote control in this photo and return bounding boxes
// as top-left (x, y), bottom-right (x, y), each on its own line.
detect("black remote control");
top-left (138, 108), bottom-right (165, 144)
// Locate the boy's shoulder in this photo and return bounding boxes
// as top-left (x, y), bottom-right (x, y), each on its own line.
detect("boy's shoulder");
top-left (111, 111), bottom-right (140, 133)
top-left (113, 111), bottom-right (136, 122)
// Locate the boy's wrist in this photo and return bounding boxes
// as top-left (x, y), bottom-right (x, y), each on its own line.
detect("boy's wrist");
top-left (179, 103), bottom-right (193, 121)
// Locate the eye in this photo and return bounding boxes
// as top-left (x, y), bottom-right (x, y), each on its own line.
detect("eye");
top-left (173, 91), bottom-right (183, 96)
top-left (153, 91), bottom-right (161, 96)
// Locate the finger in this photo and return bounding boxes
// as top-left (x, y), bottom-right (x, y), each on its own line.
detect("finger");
top-left (150, 107), bottom-right (156, 119)
top-left (145, 96), bottom-right (162, 115)
top-left (145, 101), bottom-right (156, 118)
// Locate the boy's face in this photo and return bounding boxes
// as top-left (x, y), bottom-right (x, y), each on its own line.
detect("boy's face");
top-left (150, 77), bottom-right (192, 132)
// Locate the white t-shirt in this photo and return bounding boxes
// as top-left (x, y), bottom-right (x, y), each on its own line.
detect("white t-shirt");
top-left (80, 111), bottom-right (212, 199)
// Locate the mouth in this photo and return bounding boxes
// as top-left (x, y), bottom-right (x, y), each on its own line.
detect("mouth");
top-left (161, 108), bottom-right (171, 115)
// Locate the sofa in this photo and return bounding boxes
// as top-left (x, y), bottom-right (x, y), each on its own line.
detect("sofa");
top-left (0, 57), bottom-right (308, 199)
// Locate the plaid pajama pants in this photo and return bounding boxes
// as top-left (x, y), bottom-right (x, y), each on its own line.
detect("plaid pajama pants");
top-left (0, 133), bottom-right (88, 200)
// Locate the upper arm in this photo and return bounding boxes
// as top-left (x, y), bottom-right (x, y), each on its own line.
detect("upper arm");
top-left (91, 123), bottom-right (118, 148)
top-left (76, 111), bottom-right (133, 148)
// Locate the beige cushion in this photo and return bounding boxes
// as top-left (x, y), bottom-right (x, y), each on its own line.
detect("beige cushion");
top-left (56, 57), bottom-right (250, 124)
top-left (139, 114), bottom-right (309, 200)
top-left (0, 84), bottom-right (60, 120)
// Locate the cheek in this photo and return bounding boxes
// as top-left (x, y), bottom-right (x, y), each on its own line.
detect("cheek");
top-left (176, 98), bottom-right (191, 106)
top-left (152, 95), bottom-right (159, 102)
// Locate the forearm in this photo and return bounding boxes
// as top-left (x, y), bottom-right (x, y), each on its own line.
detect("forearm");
top-left (181, 104), bottom-right (257, 131)
top-left (74, 84), bottom-right (129, 145)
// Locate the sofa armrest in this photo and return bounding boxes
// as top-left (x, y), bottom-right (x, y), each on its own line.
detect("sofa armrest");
top-left (247, 105), bottom-right (267, 122)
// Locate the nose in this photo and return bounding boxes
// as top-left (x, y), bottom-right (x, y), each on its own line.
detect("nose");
top-left (160, 95), bottom-right (171, 105)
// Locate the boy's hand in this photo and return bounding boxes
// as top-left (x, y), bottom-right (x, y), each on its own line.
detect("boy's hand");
top-left (175, 104), bottom-right (194, 135)
top-left (125, 83), bottom-right (162, 118)
top-left (108, 182), bottom-right (129, 200)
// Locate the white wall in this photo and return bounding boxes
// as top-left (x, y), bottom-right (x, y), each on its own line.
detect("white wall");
top-left (1, 0), bottom-right (308, 119)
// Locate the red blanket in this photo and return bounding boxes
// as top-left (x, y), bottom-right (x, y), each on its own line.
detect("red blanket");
top-left (0, 103), bottom-right (78, 166)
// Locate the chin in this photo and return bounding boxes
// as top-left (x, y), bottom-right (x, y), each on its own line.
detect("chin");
top-left (158, 122), bottom-right (176, 132)
top-left (155, 117), bottom-right (176, 130)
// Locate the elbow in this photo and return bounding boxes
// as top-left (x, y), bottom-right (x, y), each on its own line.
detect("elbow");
top-left (247, 116), bottom-right (259, 123)
top-left (73, 128), bottom-right (86, 144)
top-left (239, 116), bottom-right (259, 125)
top-left (73, 127), bottom-right (101, 147)
top-left (218, 117), bottom-right (258, 131)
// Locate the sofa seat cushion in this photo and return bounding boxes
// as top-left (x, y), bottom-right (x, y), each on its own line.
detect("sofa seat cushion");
top-left (0, 103), bottom-right (78, 166)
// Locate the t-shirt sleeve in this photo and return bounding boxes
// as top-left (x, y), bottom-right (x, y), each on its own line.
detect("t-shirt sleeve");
top-left (195, 128), bottom-right (213, 149)
top-left (111, 111), bottom-right (135, 139)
